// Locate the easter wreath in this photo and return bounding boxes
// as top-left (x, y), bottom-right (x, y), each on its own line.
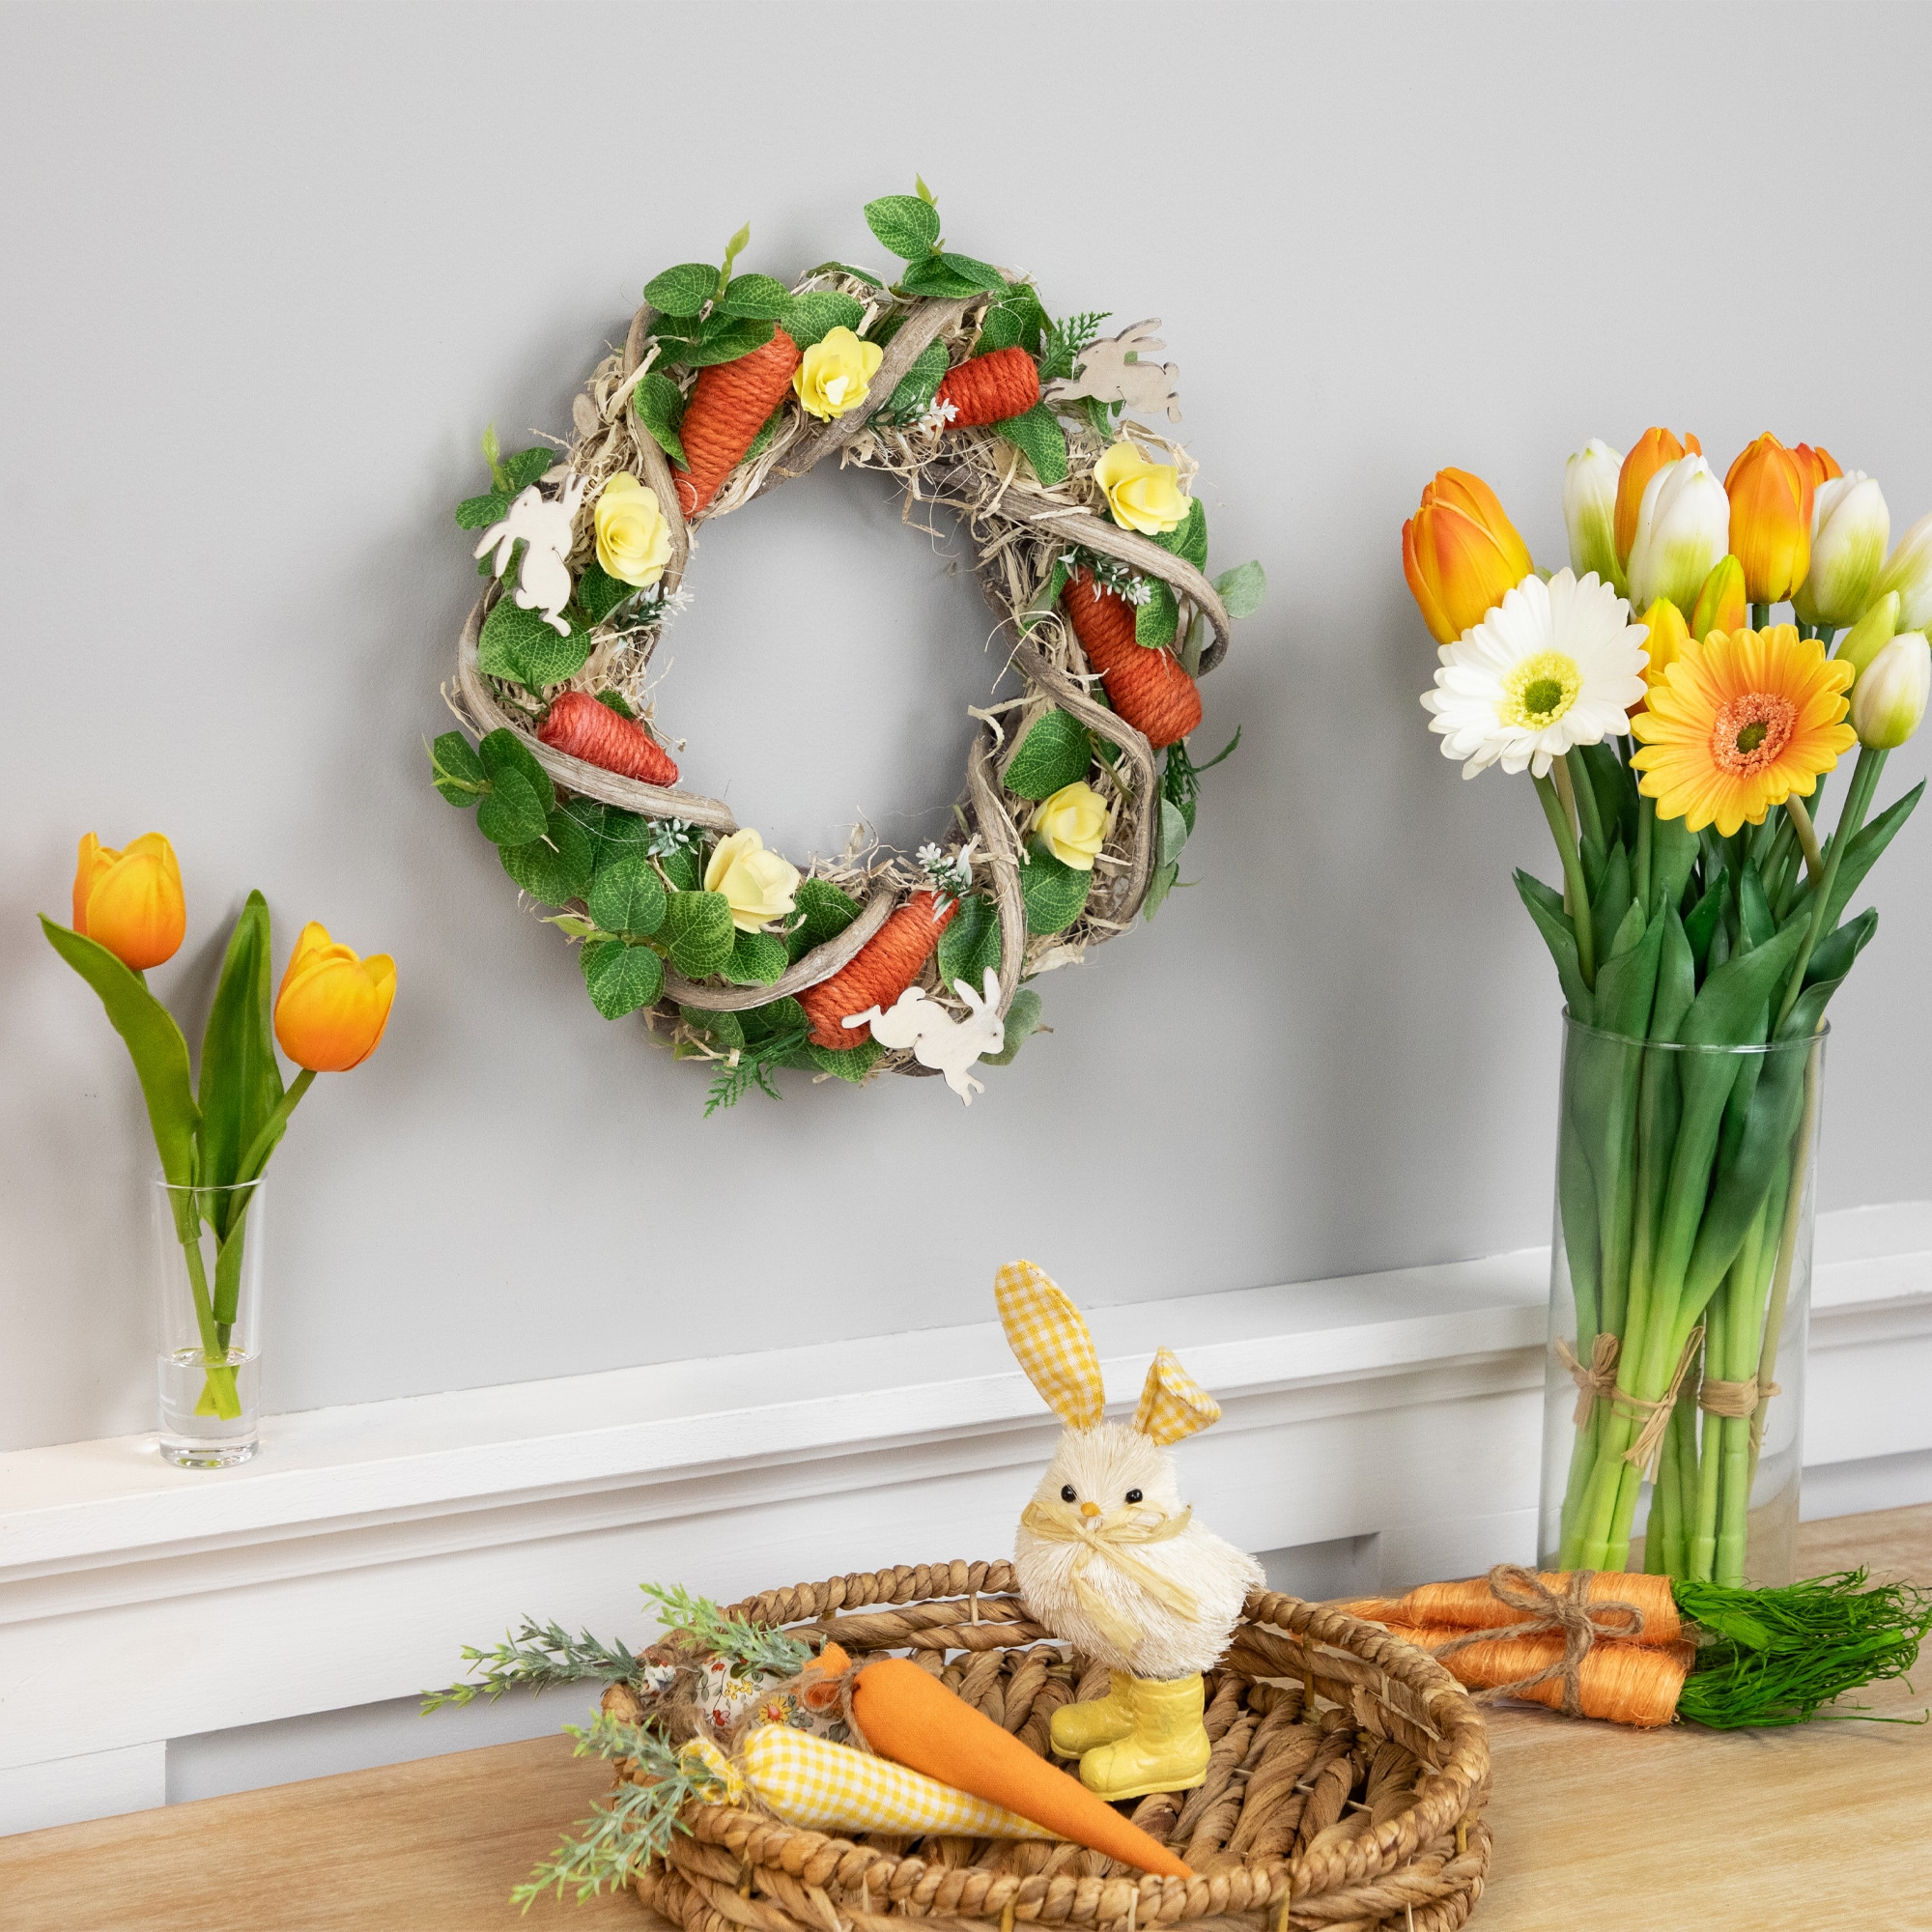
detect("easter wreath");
top-left (432, 183), bottom-right (1264, 1110)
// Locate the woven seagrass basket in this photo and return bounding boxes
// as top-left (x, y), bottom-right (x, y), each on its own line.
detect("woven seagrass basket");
top-left (620, 1561), bottom-right (1492, 1932)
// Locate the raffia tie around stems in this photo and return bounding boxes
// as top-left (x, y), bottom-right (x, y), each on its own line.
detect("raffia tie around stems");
top-left (1616, 1326), bottom-right (1705, 1479)
top-left (1553, 1333), bottom-right (1620, 1428)
top-left (1433, 1564), bottom-right (1650, 1719)
top-left (1017, 1501), bottom-right (1198, 1653)
top-left (1699, 1373), bottom-right (1781, 1455)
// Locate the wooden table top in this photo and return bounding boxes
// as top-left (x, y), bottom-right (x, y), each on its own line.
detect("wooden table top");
top-left (4, 1505), bottom-right (1927, 1932)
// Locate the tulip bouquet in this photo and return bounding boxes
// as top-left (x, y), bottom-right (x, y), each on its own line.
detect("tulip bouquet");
top-left (1404, 429), bottom-right (1926, 1587)
top-left (42, 835), bottom-right (393, 1443)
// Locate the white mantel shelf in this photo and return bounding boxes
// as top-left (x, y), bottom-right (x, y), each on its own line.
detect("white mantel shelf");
top-left (3, 1202), bottom-right (1930, 1834)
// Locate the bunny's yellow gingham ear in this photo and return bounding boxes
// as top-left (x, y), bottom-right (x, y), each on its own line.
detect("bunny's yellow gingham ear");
top-left (1134, 1348), bottom-right (1220, 1445)
top-left (994, 1260), bottom-right (1104, 1430)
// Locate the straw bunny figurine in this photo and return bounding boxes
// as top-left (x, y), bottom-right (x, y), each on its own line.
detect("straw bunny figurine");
top-left (998, 1261), bottom-right (1264, 1802)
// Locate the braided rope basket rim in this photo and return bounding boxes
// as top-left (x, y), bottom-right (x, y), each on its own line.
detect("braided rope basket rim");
top-left (625, 1561), bottom-right (1492, 1932)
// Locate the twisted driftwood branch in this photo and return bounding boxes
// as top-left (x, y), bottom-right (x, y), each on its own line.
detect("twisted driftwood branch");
top-left (663, 887), bottom-right (896, 1011)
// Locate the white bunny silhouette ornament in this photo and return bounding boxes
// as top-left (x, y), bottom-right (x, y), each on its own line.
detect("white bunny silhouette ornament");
top-left (998, 1261), bottom-right (1264, 1802)
top-left (844, 968), bottom-right (1005, 1105)
top-left (473, 471), bottom-right (589, 637)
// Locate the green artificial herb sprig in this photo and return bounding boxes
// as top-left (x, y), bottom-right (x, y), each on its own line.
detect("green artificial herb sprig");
top-left (1039, 310), bottom-right (1111, 386)
top-left (640, 1582), bottom-right (811, 1676)
top-left (701, 1025), bottom-right (811, 1116)
top-left (421, 1617), bottom-right (641, 1714)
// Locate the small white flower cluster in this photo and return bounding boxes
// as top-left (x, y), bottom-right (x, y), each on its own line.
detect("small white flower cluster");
top-left (646, 816), bottom-right (702, 861)
top-left (917, 396), bottom-right (960, 435)
top-left (917, 837), bottom-right (978, 909)
top-left (1065, 550), bottom-right (1152, 607)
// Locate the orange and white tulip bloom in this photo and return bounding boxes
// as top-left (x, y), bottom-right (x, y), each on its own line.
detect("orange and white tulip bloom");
top-left (1723, 434), bottom-right (1815, 605)
top-left (273, 922), bottom-right (396, 1072)
top-left (1402, 469), bottom-right (1533, 645)
top-left (1614, 429), bottom-right (1701, 568)
top-left (71, 832), bottom-right (186, 971)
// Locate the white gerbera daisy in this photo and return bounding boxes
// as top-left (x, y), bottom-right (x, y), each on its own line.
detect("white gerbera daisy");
top-left (1420, 569), bottom-right (1649, 779)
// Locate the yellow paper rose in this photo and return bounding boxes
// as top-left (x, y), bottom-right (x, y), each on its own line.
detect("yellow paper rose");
top-left (1094, 440), bottom-right (1190, 536)
top-left (1031, 782), bottom-right (1109, 871)
top-left (703, 828), bottom-right (801, 932)
top-left (594, 473), bottom-right (673, 587)
top-left (792, 327), bottom-right (884, 421)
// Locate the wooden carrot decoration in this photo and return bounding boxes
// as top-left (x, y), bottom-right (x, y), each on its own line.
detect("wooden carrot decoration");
top-left (798, 891), bottom-right (956, 1049)
top-left (1061, 567), bottom-right (1202, 750)
top-left (538, 691), bottom-right (680, 787)
top-left (1348, 1563), bottom-right (1930, 1731)
top-left (935, 348), bottom-right (1039, 428)
top-left (831, 1652), bottom-right (1191, 1878)
top-left (674, 327), bottom-right (802, 516)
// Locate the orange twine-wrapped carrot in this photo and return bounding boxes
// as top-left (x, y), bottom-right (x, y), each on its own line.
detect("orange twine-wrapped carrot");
top-left (538, 691), bottom-right (680, 787)
top-left (935, 347), bottom-right (1039, 428)
top-left (1379, 1620), bottom-right (1691, 1728)
top-left (1349, 1570), bottom-right (1681, 1647)
top-left (798, 891), bottom-right (957, 1049)
top-left (1061, 568), bottom-right (1202, 750)
top-left (674, 327), bottom-right (802, 517)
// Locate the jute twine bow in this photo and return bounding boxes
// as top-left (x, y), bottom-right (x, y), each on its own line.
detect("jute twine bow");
top-left (1435, 1564), bottom-right (1649, 1719)
top-left (1018, 1500), bottom-right (1199, 1653)
top-left (1698, 1373), bottom-right (1780, 1455)
top-left (1614, 1327), bottom-right (1704, 1479)
top-left (1553, 1333), bottom-right (1620, 1428)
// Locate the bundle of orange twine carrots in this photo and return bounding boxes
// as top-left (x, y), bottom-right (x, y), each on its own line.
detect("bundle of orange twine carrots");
top-left (1347, 1561), bottom-right (1930, 1730)
top-left (438, 182), bottom-right (1264, 1109)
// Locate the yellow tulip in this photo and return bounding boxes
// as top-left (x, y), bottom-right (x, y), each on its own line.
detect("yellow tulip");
top-left (274, 922), bottom-right (396, 1072)
top-left (1723, 433), bottom-right (1814, 605)
top-left (703, 828), bottom-right (801, 932)
top-left (1031, 781), bottom-right (1109, 870)
top-left (1690, 555), bottom-right (1747, 640)
top-left (1614, 428), bottom-right (1700, 567)
top-left (1094, 440), bottom-right (1191, 537)
top-left (1401, 469), bottom-right (1533, 645)
top-left (1631, 598), bottom-right (1690, 717)
top-left (72, 831), bottom-right (185, 971)
top-left (593, 473), bottom-right (673, 587)
top-left (791, 326), bottom-right (883, 421)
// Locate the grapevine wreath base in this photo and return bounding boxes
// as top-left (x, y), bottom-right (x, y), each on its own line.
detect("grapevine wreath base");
top-left (610, 1563), bottom-right (1492, 1932)
top-left (437, 188), bottom-right (1262, 1108)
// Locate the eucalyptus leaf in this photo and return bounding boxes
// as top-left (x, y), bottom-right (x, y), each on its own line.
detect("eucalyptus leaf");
top-left (1213, 560), bottom-right (1267, 618)
top-left (581, 939), bottom-right (665, 1020)
top-left (863, 195), bottom-right (940, 260)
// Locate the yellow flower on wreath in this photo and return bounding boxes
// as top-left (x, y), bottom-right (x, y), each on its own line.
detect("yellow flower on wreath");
top-left (1094, 440), bottom-right (1190, 536)
top-left (704, 828), bottom-right (801, 932)
top-left (594, 473), bottom-right (673, 587)
top-left (1031, 781), bottom-right (1109, 870)
top-left (792, 327), bottom-right (883, 421)
top-left (1629, 625), bottom-right (1857, 837)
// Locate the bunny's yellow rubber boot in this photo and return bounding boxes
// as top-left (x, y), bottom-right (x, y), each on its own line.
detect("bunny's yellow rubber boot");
top-left (1050, 1670), bottom-right (1136, 1757)
top-left (1076, 1673), bottom-right (1210, 1801)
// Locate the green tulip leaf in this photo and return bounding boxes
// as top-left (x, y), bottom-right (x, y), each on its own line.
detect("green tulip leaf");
top-left (1513, 869), bottom-right (1593, 1024)
top-left (196, 891), bottom-right (285, 1231)
top-left (581, 939), bottom-right (665, 1020)
top-left (664, 890), bottom-right (737, 979)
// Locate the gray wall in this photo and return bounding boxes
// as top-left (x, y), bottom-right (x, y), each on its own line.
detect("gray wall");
top-left (4, 1), bottom-right (1928, 1452)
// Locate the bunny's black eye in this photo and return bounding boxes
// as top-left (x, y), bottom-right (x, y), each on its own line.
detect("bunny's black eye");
top-left (1061, 1484), bottom-right (1077, 1503)
top-left (1124, 1489), bottom-right (1143, 1504)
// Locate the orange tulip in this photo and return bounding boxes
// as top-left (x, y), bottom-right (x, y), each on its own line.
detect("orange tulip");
top-left (1614, 428), bottom-right (1701, 566)
top-left (1401, 469), bottom-right (1533, 644)
top-left (274, 921), bottom-right (395, 1072)
top-left (71, 832), bottom-right (186, 971)
top-left (1795, 443), bottom-right (1841, 491)
top-left (1724, 434), bottom-right (1815, 605)
top-left (1690, 554), bottom-right (1747, 640)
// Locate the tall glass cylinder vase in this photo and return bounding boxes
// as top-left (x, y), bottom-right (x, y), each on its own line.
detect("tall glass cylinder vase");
top-left (152, 1176), bottom-right (265, 1467)
top-left (1538, 1013), bottom-right (1823, 1586)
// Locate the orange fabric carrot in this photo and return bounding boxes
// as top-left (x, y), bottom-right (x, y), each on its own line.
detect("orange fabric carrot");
top-left (1348, 1572), bottom-right (1680, 1647)
top-left (674, 327), bottom-right (802, 517)
top-left (847, 1656), bottom-right (1191, 1877)
top-left (798, 891), bottom-right (956, 1049)
top-left (538, 691), bottom-right (680, 787)
top-left (1061, 568), bottom-right (1202, 750)
top-left (1378, 1620), bottom-right (1691, 1728)
top-left (936, 348), bottom-right (1039, 428)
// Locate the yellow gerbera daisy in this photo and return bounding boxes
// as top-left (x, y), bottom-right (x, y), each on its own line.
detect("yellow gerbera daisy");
top-left (1630, 624), bottom-right (1856, 836)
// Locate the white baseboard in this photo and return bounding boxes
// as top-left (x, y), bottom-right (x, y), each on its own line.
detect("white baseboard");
top-left (3, 1205), bottom-right (1928, 1833)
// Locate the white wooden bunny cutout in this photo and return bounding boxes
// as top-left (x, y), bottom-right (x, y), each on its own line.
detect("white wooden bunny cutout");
top-left (998, 1261), bottom-right (1264, 1802)
top-left (473, 470), bottom-right (589, 636)
top-left (1043, 319), bottom-right (1182, 424)
top-left (844, 968), bottom-right (1004, 1105)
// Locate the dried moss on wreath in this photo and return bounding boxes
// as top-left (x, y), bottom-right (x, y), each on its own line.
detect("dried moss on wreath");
top-left (430, 182), bottom-right (1264, 1110)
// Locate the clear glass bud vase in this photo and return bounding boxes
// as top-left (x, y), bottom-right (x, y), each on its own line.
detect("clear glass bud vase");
top-left (1537, 1013), bottom-right (1824, 1586)
top-left (152, 1176), bottom-right (265, 1467)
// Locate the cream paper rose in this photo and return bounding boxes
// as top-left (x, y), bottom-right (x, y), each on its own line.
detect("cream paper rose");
top-left (1093, 440), bottom-right (1190, 536)
top-left (1031, 781), bottom-right (1109, 870)
top-left (593, 473), bottom-right (673, 587)
top-left (791, 327), bottom-right (884, 421)
top-left (703, 828), bottom-right (801, 932)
